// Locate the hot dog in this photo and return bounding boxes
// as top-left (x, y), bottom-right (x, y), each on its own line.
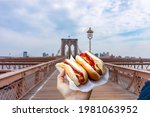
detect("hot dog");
top-left (76, 51), bottom-right (106, 80)
top-left (56, 59), bottom-right (88, 86)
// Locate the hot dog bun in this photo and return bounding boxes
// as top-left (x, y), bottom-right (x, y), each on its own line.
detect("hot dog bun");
top-left (56, 59), bottom-right (88, 86)
top-left (76, 51), bottom-right (106, 80)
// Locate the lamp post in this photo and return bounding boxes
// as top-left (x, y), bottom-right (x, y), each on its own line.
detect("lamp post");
top-left (87, 27), bottom-right (94, 52)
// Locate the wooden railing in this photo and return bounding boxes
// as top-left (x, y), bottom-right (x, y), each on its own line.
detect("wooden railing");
top-left (105, 63), bottom-right (150, 95)
top-left (0, 57), bottom-right (65, 100)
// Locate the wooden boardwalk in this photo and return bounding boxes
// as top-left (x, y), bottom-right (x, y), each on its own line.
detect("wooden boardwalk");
top-left (22, 70), bottom-right (137, 100)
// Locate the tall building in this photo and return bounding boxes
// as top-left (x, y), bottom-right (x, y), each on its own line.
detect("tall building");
top-left (43, 52), bottom-right (49, 57)
top-left (95, 53), bottom-right (99, 57)
top-left (23, 51), bottom-right (28, 58)
top-left (100, 52), bottom-right (110, 57)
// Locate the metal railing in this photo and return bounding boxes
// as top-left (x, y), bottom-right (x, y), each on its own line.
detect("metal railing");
top-left (109, 62), bottom-right (150, 70)
top-left (0, 62), bottom-right (41, 70)
top-left (0, 57), bottom-right (65, 100)
top-left (0, 56), bottom-right (60, 62)
top-left (101, 58), bottom-right (150, 63)
top-left (0, 70), bottom-right (13, 74)
top-left (105, 63), bottom-right (150, 95)
top-left (0, 56), bottom-right (62, 70)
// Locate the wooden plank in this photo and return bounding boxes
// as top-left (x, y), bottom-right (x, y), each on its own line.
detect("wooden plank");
top-left (90, 81), bottom-right (137, 100)
top-left (22, 70), bottom-right (63, 100)
top-left (23, 70), bottom-right (138, 100)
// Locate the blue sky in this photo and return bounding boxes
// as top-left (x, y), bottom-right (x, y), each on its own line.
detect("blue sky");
top-left (0, 0), bottom-right (150, 57)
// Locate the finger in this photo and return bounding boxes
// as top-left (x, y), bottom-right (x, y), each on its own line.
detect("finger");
top-left (57, 70), bottom-right (65, 83)
top-left (58, 69), bottom-right (65, 78)
top-left (57, 70), bottom-right (66, 89)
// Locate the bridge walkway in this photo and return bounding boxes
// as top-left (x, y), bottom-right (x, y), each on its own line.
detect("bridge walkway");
top-left (22, 70), bottom-right (137, 100)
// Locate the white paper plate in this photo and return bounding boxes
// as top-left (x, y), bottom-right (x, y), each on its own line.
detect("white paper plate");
top-left (56, 65), bottom-right (109, 92)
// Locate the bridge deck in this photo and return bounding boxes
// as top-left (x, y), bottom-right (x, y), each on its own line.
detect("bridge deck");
top-left (22, 70), bottom-right (137, 100)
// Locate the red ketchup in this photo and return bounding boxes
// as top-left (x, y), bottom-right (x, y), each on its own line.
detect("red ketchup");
top-left (80, 53), bottom-right (95, 69)
top-left (64, 61), bottom-right (84, 84)
top-left (80, 53), bottom-right (103, 75)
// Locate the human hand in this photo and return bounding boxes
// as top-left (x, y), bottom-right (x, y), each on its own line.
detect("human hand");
top-left (57, 70), bottom-right (92, 100)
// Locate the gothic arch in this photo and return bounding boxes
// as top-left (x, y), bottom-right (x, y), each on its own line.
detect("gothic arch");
top-left (61, 39), bottom-right (78, 58)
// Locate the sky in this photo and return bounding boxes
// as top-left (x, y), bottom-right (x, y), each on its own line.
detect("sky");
top-left (0, 0), bottom-right (150, 57)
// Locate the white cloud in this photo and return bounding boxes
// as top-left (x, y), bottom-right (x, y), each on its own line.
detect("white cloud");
top-left (138, 0), bottom-right (150, 14)
top-left (0, 27), bottom-right (61, 56)
top-left (91, 27), bottom-right (150, 58)
top-left (0, 0), bottom-right (150, 57)
top-left (61, 0), bottom-right (150, 37)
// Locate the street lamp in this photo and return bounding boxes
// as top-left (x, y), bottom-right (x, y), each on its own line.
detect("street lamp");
top-left (87, 27), bottom-right (94, 52)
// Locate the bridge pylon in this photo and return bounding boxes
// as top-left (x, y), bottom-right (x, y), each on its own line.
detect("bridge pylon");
top-left (56, 38), bottom-right (82, 57)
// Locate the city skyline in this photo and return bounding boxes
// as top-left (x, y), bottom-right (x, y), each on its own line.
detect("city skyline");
top-left (0, 0), bottom-right (150, 58)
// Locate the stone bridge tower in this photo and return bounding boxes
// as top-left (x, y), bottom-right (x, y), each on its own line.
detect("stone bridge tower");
top-left (61, 39), bottom-right (78, 57)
